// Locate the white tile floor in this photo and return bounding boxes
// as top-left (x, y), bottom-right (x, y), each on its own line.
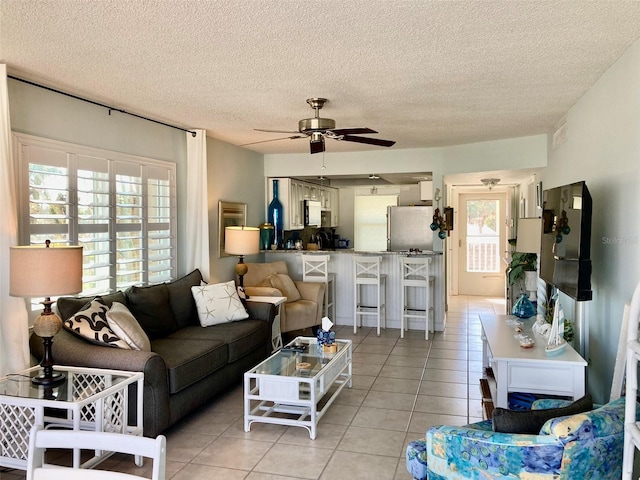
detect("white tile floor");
top-left (2, 295), bottom-right (505, 480)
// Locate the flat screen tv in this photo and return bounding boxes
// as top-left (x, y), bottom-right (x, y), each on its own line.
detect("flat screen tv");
top-left (539, 181), bottom-right (593, 301)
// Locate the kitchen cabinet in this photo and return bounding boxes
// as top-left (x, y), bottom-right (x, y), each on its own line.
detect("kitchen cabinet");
top-left (329, 187), bottom-right (339, 227)
top-left (267, 178), bottom-right (339, 229)
top-left (267, 177), bottom-right (304, 230)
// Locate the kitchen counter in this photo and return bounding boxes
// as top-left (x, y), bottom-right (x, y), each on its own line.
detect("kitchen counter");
top-left (263, 249), bottom-right (442, 256)
top-left (263, 250), bottom-right (445, 332)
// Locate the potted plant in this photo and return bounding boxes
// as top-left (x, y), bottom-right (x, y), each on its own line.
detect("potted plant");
top-left (507, 252), bottom-right (537, 286)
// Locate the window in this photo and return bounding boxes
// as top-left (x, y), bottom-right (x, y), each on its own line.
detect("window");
top-left (15, 133), bottom-right (177, 296)
top-left (354, 194), bottom-right (398, 251)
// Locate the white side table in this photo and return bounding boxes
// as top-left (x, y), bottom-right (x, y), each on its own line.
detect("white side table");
top-left (0, 365), bottom-right (143, 471)
top-left (247, 296), bottom-right (287, 351)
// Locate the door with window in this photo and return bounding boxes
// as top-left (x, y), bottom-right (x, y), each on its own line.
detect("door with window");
top-left (458, 193), bottom-right (506, 296)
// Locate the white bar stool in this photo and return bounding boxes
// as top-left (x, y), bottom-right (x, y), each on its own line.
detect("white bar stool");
top-left (400, 256), bottom-right (433, 340)
top-left (353, 255), bottom-right (386, 336)
top-left (301, 254), bottom-right (336, 320)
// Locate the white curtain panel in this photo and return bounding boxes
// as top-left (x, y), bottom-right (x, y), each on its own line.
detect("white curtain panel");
top-left (0, 64), bottom-right (30, 376)
top-left (185, 129), bottom-right (210, 282)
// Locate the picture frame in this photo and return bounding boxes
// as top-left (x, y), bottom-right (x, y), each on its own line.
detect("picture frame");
top-left (218, 201), bottom-right (247, 258)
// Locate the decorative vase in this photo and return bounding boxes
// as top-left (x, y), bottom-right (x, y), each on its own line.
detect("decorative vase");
top-left (268, 179), bottom-right (284, 249)
top-left (512, 293), bottom-right (536, 319)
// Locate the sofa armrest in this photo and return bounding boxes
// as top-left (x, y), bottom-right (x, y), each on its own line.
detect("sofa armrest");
top-left (245, 300), bottom-right (276, 325)
top-left (30, 329), bottom-right (169, 437)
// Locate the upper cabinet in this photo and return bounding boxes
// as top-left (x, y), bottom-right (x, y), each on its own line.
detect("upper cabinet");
top-left (267, 177), bottom-right (339, 230)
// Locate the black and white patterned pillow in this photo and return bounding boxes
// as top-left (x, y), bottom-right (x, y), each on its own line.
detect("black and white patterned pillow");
top-left (63, 298), bottom-right (130, 349)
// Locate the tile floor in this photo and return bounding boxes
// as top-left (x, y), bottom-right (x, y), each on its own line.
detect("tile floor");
top-left (2, 295), bottom-right (505, 480)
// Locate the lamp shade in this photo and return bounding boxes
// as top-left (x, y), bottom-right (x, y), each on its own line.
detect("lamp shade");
top-left (225, 227), bottom-right (259, 256)
top-left (516, 218), bottom-right (542, 253)
top-left (10, 245), bottom-right (83, 297)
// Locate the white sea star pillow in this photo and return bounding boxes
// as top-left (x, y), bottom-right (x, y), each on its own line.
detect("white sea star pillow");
top-left (191, 281), bottom-right (249, 327)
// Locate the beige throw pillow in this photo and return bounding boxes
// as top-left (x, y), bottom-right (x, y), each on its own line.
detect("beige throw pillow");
top-left (106, 302), bottom-right (151, 351)
top-left (268, 273), bottom-right (301, 303)
top-left (191, 281), bottom-right (249, 326)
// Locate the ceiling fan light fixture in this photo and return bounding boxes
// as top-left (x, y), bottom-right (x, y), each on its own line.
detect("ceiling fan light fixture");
top-left (481, 178), bottom-right (500, 190)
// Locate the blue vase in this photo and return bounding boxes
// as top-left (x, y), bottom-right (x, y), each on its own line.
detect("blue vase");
top-left (268, 179), bottom-right (284, 248)
top-left (512, 293), bottom-right (536, 318)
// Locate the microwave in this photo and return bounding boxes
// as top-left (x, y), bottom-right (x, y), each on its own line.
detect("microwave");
top-left (304, 200), bottom-right (322, 226)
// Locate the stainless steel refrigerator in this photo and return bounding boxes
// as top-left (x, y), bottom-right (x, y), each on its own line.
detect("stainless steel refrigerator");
top-left (387, 206), bottom-right (434, 251)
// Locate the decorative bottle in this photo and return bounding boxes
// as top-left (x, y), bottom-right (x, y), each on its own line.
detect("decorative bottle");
top-left (512, 293), bottom-right (536, 319)
top-left (268, 179), bottom-right (284, 249)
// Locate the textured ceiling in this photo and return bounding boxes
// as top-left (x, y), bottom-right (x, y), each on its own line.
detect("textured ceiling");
top-left (2, 0), bottom-right (640, 156)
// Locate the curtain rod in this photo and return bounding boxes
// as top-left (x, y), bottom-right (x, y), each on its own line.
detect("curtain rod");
top-left (8, 75), bottom-right (197, 137)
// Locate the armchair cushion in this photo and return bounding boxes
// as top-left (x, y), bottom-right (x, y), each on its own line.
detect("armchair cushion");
top-left (492, 393), bottom-right (592, 434)
top-left (262, 273), bottom-right (301, 303)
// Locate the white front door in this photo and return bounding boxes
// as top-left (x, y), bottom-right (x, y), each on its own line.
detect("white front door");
top-left (458, 193), bottom-right (506, 296)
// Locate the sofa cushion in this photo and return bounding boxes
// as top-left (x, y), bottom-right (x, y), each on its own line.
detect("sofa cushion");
top-left (492, 394), bottom-right (593, 434)
top-left (63, 298), bottom-right (130, 349)
top-left (169, 319), bottom-right (268, 363)
top-left (191, 281), bottom-right (249, 326)
top-left (166, 269), bottom-right (203, 328)
top-left (126, 283), bottom-right (179, 339)
top-left (151, 337), bottom-right (228, 394)
top-left (265, 273), bottom-right (301, 303)
top-left (106, 302), bottom-right (151, 351)
top-left (57, 291), bottom-right (127, 321)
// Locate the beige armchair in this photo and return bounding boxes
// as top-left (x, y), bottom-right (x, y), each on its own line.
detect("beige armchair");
top-left (242, 261), bottom-right (325, 333)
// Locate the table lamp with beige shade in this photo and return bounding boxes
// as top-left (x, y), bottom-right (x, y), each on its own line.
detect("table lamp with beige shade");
top-left (9, 240), bottom-right (83, 386)
top-left (225, 226), bottom-right (259, 296)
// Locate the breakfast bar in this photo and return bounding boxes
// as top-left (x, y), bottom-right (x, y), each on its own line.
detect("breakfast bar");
top-left (264, 250), bottom-right (445, 332)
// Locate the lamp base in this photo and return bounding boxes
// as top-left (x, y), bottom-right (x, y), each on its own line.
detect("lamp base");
top-left (32, 370), bottom-right (66, 387)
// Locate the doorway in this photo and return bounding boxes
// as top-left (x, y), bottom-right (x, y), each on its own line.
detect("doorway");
top-left (457, 192), bottom-right (507, 296)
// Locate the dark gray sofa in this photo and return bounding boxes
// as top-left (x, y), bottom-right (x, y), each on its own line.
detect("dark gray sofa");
top-left (29, 269), bottom-right (275, 438)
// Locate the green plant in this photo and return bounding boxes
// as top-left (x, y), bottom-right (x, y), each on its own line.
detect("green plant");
top-left (507, 252), bottom-right (537, 286)
top-left (542, 301), bottom-right (574, 343)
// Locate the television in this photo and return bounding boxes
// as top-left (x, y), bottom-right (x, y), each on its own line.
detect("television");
top-left (539, 181), bottom-right (593, 301)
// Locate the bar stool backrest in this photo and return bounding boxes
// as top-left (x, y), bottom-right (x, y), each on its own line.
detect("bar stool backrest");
top-left (401, 256), bottom-right (431, 283)
top-left (354, 256), bottom-right (383, 283)
top-left (302, 254), bottom-right (330, 283)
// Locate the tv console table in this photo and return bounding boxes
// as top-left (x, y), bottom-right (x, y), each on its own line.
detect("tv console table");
top-left (480, 315), bottom-right (587, 409)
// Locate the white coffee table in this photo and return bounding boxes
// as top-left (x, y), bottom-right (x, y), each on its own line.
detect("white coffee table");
top-left (244, 336), bottom-right (352, 439)
top-left (0, 365), bottom-right (144, 471)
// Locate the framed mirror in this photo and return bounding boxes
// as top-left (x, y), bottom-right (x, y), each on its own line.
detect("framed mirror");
top-left (219, 201), bottom-right (247, 257)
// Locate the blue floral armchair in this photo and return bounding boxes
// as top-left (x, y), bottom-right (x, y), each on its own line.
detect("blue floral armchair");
top-left (406, 397), bottom-right (630, 480)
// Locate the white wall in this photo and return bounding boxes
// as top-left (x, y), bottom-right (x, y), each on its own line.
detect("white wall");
top-left (206, 137), bottom-right (266, 283)
top-left (542, 38), bottom-right (640, 403)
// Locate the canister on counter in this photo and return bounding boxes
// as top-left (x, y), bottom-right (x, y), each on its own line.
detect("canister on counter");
top-left (259, 223), bottom-right (274, 250)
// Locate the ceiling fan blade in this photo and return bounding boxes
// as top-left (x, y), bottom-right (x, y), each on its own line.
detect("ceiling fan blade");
top-left (255, 128), bottom-right (303, 134)
top-left (330, 127), bottom-right (377, 135)
top-left (340, 135), bottom-right (396, 147)
top-left (239, 135), bottom-right (305, 147)
top-left (310, 136), bottom-right (325, 154)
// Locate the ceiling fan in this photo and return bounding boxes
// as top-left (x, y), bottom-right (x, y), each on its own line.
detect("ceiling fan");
top-left (244, 98), bottom-right (396, 154)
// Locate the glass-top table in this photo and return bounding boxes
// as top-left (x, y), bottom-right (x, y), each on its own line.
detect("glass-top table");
top-left (0, 365), bottom-right (144, 471)
top-left (244, 336), bottom-right (352, 439)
